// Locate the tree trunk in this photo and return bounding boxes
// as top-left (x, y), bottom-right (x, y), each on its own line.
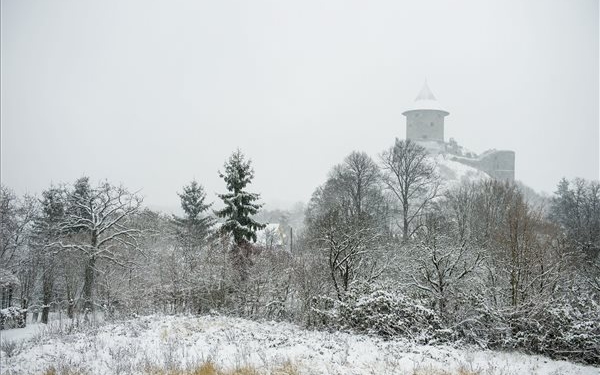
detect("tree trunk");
top-left (65, 278), bottom-right (75, 319)
top-left (82, 255), bottom-right (96, 313)
top-left (83, 230), bottom-right (98, 314)
top-left (41, 270), bottom-right (53, 324)
top-left (67, 298), bottom-right (75, 319)
top-left (20, 299), bottom-right (28, 328)
top-left (402, 200), bottom-right (410, 241)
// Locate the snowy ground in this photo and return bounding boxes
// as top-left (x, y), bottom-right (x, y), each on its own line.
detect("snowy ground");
top-left (1, 314), bottom-right (598, 375)
top-left (1, 312), bottom-right (103, 344)
top-left (434, 154), bottom-right (489, 192)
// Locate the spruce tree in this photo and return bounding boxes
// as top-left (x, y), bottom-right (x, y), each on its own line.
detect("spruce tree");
top-left (173, 180), bottom-right (214, 253)
top-left (33, 186), bottom-right (66, 323)
top-left (66, 176), bottom-right (92, 235)
top-left (215, 149), bottom-right (266, 246)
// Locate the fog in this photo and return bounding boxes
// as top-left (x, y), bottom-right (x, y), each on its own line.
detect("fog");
top-left (2, 0), bottom-right (598, 211)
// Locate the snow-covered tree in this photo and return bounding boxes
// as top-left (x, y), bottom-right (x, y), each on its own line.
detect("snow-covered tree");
top-left (31, 186), bottom-right (67, 323)
top-left (215, 149), bottom-right (266, 280)
top-left (332, 151), bottom-right (386, 220)
top-left (66, 177), bottom-right (93, 233)
top-left (58, 180), bottom-right (143, 314)
top-left (550, 178), bottom-right (600, 292)
top-left (380, 139), bottom-right (439, 240)
top-left (0, 186), bottom-right (37, 315)
top-left (0, 186), bottom-right (37, 268)
top-left (173, 180), bottom-right (214, 259)
top-left (304, 151), bottom-right (389, 299)
top-left (411, 211), bottom-right (483, 318)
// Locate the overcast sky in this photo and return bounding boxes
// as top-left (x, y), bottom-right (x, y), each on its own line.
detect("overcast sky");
top-left (2, 0), bottom-right (598, 211)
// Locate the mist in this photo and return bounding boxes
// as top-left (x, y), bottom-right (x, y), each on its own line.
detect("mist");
top-left (2, 0), bottom-right (598, 210)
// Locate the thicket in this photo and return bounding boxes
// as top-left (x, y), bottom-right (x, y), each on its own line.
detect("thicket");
top-left (1, 145), bottom-right (599, 365)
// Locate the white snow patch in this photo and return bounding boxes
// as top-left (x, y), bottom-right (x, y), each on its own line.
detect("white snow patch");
top-left (1, 314), bottom-right (597, 374)
top-left (433, 154), bottom-right (490, 192)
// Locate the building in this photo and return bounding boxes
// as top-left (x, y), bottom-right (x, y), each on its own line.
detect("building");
top-left (256, 223), bottom-right (287, 251)
top-left (403, 82), bottom-right (515, 182)
top-left (402, 81), bottom-right (449, 144)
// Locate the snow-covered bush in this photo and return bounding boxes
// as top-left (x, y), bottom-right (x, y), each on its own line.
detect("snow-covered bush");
top-left (240, 249), bottom-right (296, 320)
top-left (455, 295), bottom-right (600, 365)
top-left (0, 306), bottom-right (26, 329)
top-left (0, 340), bottom-right (21, 358)
top-left (509, 298), bottom-right (600, 364)
top-left (315, 288), bottom-right (449, 344)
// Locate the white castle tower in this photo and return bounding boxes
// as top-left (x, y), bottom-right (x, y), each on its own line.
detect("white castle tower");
top-left (402, 81), bottom-right (449, 144)
top-left (401, 81), bottom-right (516, 182)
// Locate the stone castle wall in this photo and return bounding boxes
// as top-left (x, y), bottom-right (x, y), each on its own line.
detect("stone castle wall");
top-left (450, 150), bottom-right (515, 182)
top-left (405, 110), bottom-right (445, 142)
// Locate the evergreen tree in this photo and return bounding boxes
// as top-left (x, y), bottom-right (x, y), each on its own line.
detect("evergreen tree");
top-left (215, 149), bottom-right (266, 246)
top-left (173, 180), bottom-right (214, 253)
top-left (66, 177), bottom-right (92, 233)
top-left (33, 186), bottom-right (67, 323)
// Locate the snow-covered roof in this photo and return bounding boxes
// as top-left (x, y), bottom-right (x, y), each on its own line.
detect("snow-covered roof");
top-left (402, 81), bottom-right (449, 115)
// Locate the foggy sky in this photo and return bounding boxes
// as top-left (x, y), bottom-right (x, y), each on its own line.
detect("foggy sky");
top-left (2, 0), bottom-right (598, 212)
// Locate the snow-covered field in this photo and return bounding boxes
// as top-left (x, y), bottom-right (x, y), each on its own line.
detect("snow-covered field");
top-left (1, 315), bottom-right (597, 375)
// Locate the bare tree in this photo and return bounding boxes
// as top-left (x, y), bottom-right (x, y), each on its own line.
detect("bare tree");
top-left (0, 185), bottom-right (38, 318)
top-left (332, 151), bottom-right (384, 218)
top-left (58, 180), bottom-right (143, 314)
top-left (463, 180), bottom-right (567, 307)
top-left (309, 206), bottom-right (380, 300)
top-left (411, 212), bottom-right (483, 318)
top-left (0, 185), bottom-right (38, 267)
top-left (305, 151), bottom-right (388, 299)
top-left (550, 178), bottom-right (600, 292)
top-left (380, 139), bottom-right (439, 240)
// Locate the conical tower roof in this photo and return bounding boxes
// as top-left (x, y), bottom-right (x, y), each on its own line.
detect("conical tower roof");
top-left (415, 80), bottom-right (437, 101)
top-left (402, 81), bottom-right (449, 115)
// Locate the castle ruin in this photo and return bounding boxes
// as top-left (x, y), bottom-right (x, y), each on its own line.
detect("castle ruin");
top-left (402, 82), bottom-right (515, 182)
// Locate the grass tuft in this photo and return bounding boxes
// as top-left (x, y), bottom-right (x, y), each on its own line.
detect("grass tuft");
top-left (41, 366), bottom-right (88, 375)
top-left (412, 365), bottom-right (482, 375)
top-left (137, 359), bottom-right (299, 375)
top-left (272, 361), bottom-right (300, 375)
top-left (0, 339), bottom-right (20, 358)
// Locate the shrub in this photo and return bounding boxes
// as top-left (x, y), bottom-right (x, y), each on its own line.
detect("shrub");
top-left (314, 288), bottom-right (449, 344)
top-left (454, 295), bottom-right (600, 365)
top-left (0, 339), bottom-right (20, 357)
top-left (0, 306), bottom-right (26, 330)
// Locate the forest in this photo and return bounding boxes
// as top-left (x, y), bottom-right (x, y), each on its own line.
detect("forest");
top-left (1, 141), bottom-right (599, 366)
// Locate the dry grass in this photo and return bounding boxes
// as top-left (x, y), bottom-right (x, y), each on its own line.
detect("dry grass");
top-left (41, 358), bottom-right (487, 375)
top-left (135, 359), bottom-right (298, 375)
top-left (41, 367), bottom-right (88, 375)
top-left (40, 361), bottom-right (486, 375)
top-left (271, 361), bottom-right (300, 375)
top-left (412, 365), bottom-right (482, 375)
